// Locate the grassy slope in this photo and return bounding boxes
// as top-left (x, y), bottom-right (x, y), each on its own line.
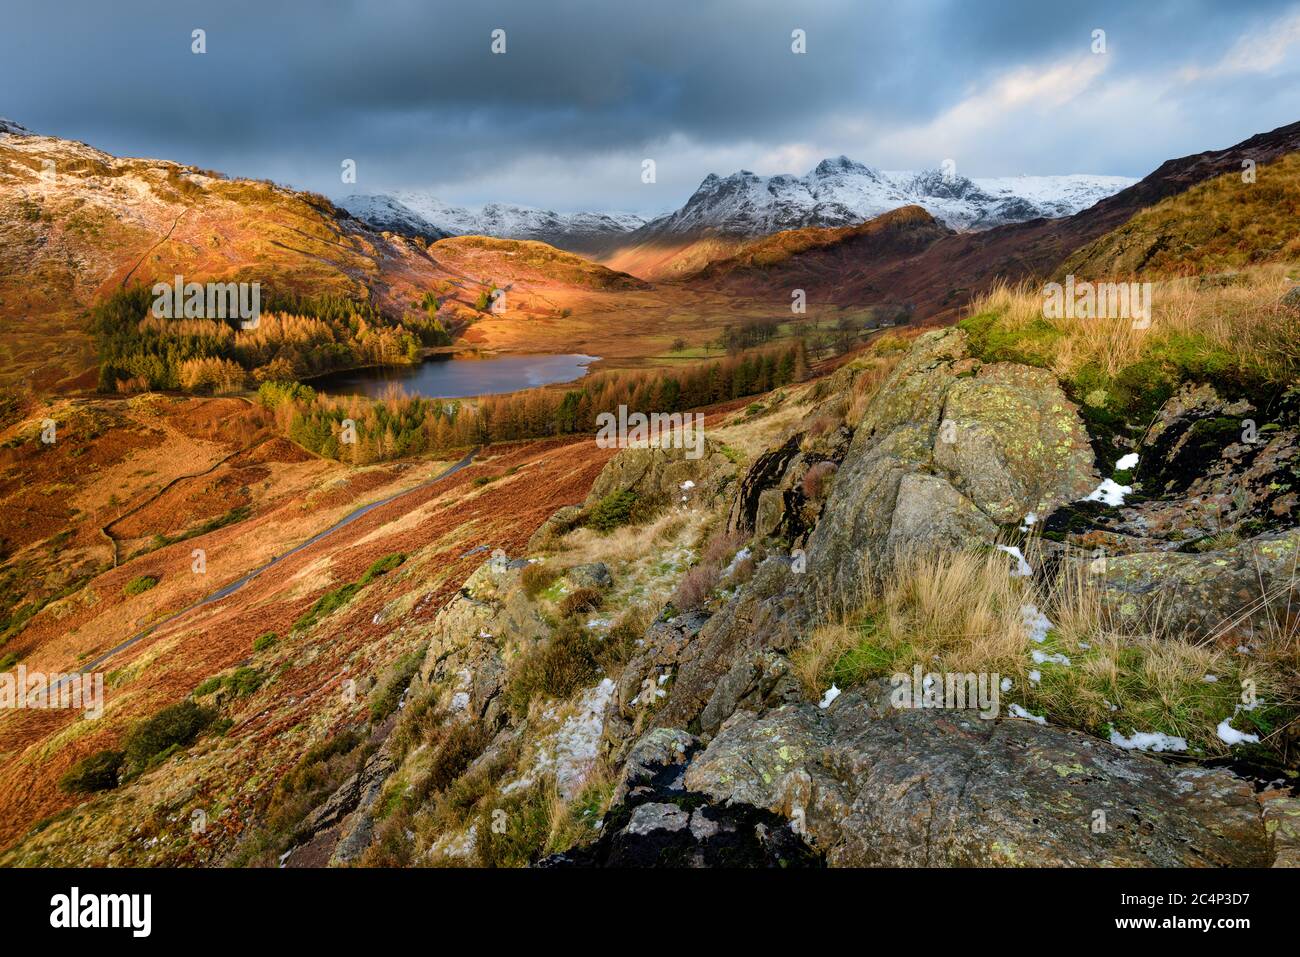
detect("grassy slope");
top-left (1062, 152), bottom-right (1300, 279)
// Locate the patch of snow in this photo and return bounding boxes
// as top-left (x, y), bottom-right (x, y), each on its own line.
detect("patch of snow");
top-left (1216, 719), bottom-right (1260, 746)
top-left (1028, 669), bottom-right (1042, 685)
top-left (1032, 649), bottom-right (1070, 666)
top-left (1083, 478), bottom-right (1132, 507)
top-left (722, 547), bottom-right (752, 578)
top-left (819, 684), bottom-right (841, 709)
top-left (1021, 603), bottom-right (1053, 643)
top-left (1000, 677), bottom-right (1013, 693)
top-left (1109, 729), bottom-right (1188, 752)
top-left (997, 544), bottom-right (1032, 577)
top-left (1115, 452), bottom-right (1140, 471)
top-left (1009, 704), bottom-right (1046, 724)
top-left (1202, 674), bottom-right (1218, 683)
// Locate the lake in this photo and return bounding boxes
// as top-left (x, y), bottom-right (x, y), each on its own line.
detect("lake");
top-left (310, 353), bottom-right (600, 399)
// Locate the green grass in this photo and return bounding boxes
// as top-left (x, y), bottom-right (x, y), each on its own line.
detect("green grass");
top-left (358, 552), bottom-right (406, 586)
top-left (122, 574), bottom-right (159, 597)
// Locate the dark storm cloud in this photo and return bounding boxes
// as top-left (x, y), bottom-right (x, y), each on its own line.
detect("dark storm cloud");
top-left (3, 0), bottom-right (1299, 212)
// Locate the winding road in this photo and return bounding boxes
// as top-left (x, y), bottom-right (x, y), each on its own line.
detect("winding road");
top-left (69, 448), bottom-right (478, 679)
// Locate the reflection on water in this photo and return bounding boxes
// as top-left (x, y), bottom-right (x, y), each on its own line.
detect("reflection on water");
top-left (310, 353), bottom-right (599, 399)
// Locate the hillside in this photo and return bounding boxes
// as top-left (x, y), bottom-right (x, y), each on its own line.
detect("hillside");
top-left (5, 268), bottom-right (1299, 866)
top-left (1060, 151), bottom-right (1300, 278)
top-left (0, 125), bottom-right (686, 396)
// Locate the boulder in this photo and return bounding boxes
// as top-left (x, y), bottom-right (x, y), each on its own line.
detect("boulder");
top-left (683, 685), bottom-right (1272, 867)
top-left (806, 328), bottom-right (1096, 596)
top-left (933, 362), bottom-right (1097, 523)
top-left (564, 562), bottom-right (613, 591)
top-left (582, 441), bottom-right (734, 511)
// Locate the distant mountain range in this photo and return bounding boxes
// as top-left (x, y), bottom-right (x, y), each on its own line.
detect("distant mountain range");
top-left (342, 156), bottom-right (1134, 258)
top-left (632, 157), bottom-right (1135, 240)
top-left (339, 193), bottom-right (646, 256)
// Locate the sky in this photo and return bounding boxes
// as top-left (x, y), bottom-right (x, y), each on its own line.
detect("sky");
top-left (4, 0), bottom-right (1300, 215)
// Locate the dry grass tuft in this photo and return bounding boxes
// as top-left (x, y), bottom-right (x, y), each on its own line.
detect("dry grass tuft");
top-left (792, 547), bottom-right (1293, 756)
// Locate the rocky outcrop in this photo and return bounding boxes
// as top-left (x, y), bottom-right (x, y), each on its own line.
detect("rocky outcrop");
top-left (581, 441), bottom-right (735, 510)
top-left (682, 684), bottom-right (1273, 867)
top-left (417, 558), bottom-right (549, 723)
top-left (541, 726), bottom-right (822, 868)
top-left (808, 328), bottom-right (1098, 595)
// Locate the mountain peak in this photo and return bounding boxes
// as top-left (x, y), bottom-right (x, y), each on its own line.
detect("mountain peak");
top-left (0, 117), bottom-right (32, 136)
top-left (811, 155), bottom-right (875, 177)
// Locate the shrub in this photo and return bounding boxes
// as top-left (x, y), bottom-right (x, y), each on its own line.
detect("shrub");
top-left (503, 620), bottom-right (601, 715)
top-left (671, 563), bottom-right (721, 612)
top-left (586, 490), bottom-right (637, 533)
top-left (225, 667), bottom-right (263, 698)
top-left (359, 552), bottom-right (406, 586)
top-left (420, 720), bottom-right (491, 799)
top-left (558, 587), bottom-right (603, 618)
top-left (59, 749), bottom-right (124, 794)
top-left (294, 582), bottom-right (361, 632)
top-left (253, 632), bottom-right (278, 653)
top-left (802, 461), bottom-right (839, 499)
top-left (123, 574), bottom-right (159, 597)
top-left (521, 563), bottom-right (561, 598)
top-left (122, 701), bottom-right (214, 775)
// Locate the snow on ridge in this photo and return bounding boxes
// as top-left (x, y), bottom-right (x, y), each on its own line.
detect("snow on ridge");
top-left (342, 190), bottom-right (646, 243)
top-left (637, 157), bottom-right (1136, 239)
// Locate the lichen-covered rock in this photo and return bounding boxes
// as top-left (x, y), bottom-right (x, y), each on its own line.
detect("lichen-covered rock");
top-left (807, 328), bottom-right (1097, 593)
top-left (416, 556), bottom-right (549, 718)
top-left (682, 685), bottom-right (1272, 867)
top-left (565, 562), bottom-right (613, 591)
top-left (582, 441), bottom-right (735, 511)
top-left (651, 557), bottom-right (811, 733)
top-left (933, 362), bottom-right (1098, 523)
top-left (612, 727), bottom-right (699, 804)
top-left (527, 504), bottom-right (584, 551)
top-left (1096, 527), bottom-right (1300, 636)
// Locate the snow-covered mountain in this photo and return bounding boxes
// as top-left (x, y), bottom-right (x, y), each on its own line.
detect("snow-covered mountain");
top-left (340, 192), bottom-right (645, 255)
top-left (634, 156), bottom-right (1136, 240)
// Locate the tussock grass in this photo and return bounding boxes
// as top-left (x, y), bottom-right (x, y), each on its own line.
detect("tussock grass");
top-left (793, 548), bottom-right (1292, 756)
top-left (965, 267), bottom-right (1299, 389)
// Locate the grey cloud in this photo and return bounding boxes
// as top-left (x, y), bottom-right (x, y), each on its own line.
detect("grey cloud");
top-left (2, 0), bottom-right (1298, 212)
